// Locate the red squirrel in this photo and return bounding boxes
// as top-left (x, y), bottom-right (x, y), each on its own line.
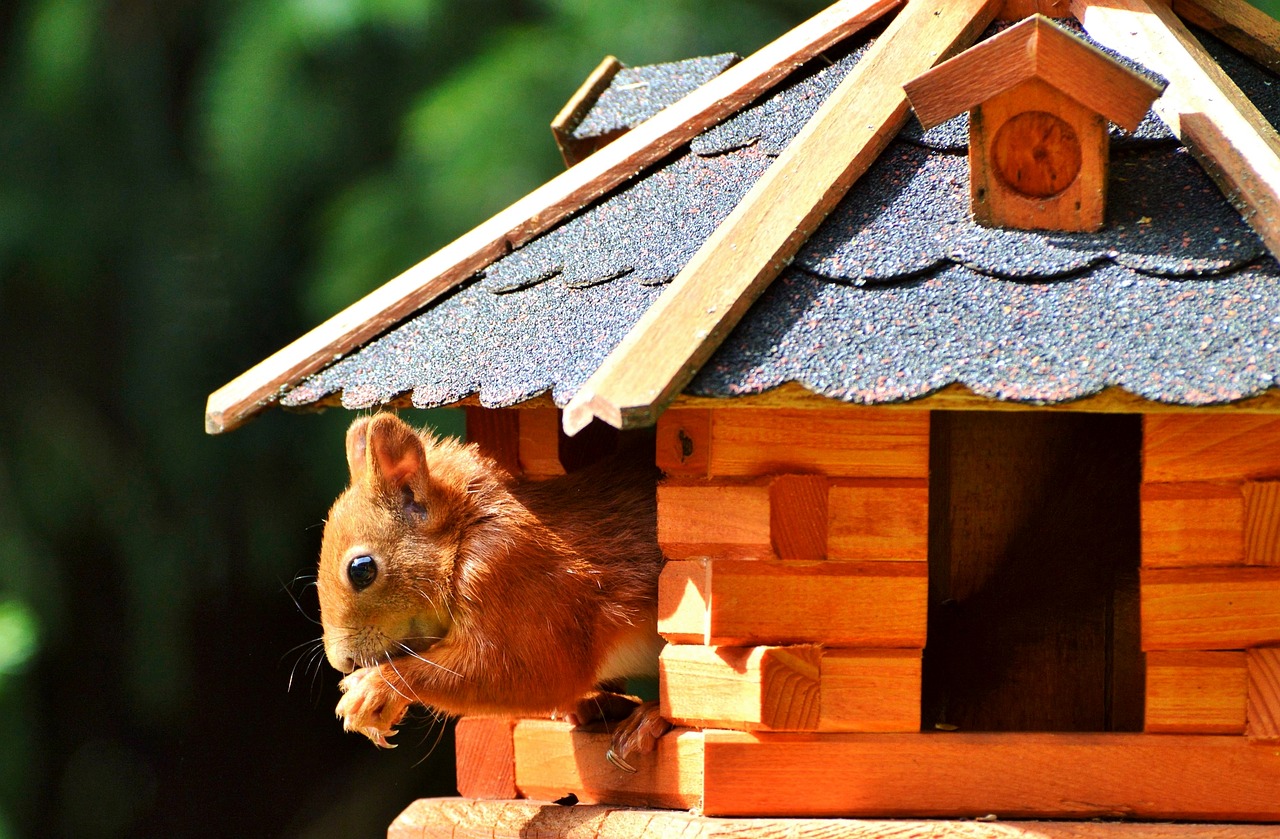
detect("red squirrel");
top-left (318, 412), bottom-right (669, 769)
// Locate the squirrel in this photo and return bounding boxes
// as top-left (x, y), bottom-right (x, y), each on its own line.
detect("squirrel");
top-left (317, 412), bottom-right (670, 770)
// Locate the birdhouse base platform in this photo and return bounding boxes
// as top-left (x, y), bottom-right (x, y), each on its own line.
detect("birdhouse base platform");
top-left (389, 799), bottom-right (1280, 839)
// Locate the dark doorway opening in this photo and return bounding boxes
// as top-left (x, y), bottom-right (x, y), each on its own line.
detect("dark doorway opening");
top-left (923, 411), bottom-right (1144, 732)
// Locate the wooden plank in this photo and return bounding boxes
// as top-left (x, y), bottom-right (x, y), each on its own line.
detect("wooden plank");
top-left (1248, 647), bottom-right (1280, 740)
top-left (391, 798), bottom-right (1280, 839)
top-left (1141, 566), bottom-right (1280, 650)
top-left (561, 0), bottom-right (1001, 435)
top-left (700, 731), bottom-right (1280, 819)
top-left (550, 55), bottom-right (625, 167)
top-left (828, 479), bottom-right (929, 562)
top-left (1144, 651), bottom-right (1248, 734)
top-left (1144, 414), bottom-right (1280, 483)
top-left (906, 14), bottom-right (1161, 131)
top-left (1174, 0), bottom-right (1280, 74)
top-left (203, 0), bottom-right (904, 435)
top-left (709, 408), bottom-right (931, 478)
top-left (659, 645), bottom-right (920, 732)
top-left (512, 719), bottom-right (702, 809)
top-left (770, 475), bottom-right (828, 561)
top-left (998, 0), bottom-right (1072, 18)
top-left (454, 717), bottom-right (520, 800)
top-left (465, 406), bottom-right (522, 476)
top-left (516, 407), bottom-right (565, 479)
top-left (655, 408), bottom-right (711, 477)
top-left (1244, 481), bottom-right (1280, 566)
top-left (1141, 482), bottom-right (1245, 569)
top-left (657, 559), bottom-right (928, 647)
top-left (1075, 0), bottom-right (1280, 261)
top-left (657, 480), bottom-right (774, 560)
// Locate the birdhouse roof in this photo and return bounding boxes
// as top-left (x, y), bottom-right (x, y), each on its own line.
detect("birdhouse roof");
top-left (206, 1), bottom-right (1280, 434)
top-left (904, 14), bottom-right (1165, 131)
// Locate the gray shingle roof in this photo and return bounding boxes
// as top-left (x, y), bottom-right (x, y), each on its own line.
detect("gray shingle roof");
top-left (282, 21), bottom-right (1280, 413)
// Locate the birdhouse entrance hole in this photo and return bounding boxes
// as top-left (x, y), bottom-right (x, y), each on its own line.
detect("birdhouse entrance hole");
top-left (924, 411), bottom-right (1144, 732)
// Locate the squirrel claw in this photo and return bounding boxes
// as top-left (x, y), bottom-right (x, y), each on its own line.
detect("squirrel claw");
top-left (604, 748), bottom-right (636, 773)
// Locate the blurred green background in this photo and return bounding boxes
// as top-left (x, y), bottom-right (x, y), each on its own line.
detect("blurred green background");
top-left (1, 1), bottom-right (1278, 837)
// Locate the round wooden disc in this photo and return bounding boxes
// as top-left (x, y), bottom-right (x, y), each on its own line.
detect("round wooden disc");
top-left (991, 111), bottom-right (1082, 199)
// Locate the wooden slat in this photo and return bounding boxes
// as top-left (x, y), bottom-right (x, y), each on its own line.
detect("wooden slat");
top-left (659, 645), bottom-right (921, 732)
top-left (1248, 647), bottom-right (1280, 740)
top-left (454, 717), bottom-right (519, 800)
top-left (769, 475), bottom-right (828, 561)
top-left (1143, 415), bottom-right (1280, 483)
top-left (1075, 0), bottom-right (1280, 261)
top-left (709, 408), bottom-right (931, 478)
top-left (700, 731), bottom-right (1280, 820)
top-left (550, 55), bottom-right (625, 167)
top-left (1144, 651), bottom-right (1248, 734)
top-left (392, 798), bottom-right (1280, 839)
top-left (657, 559), bottom-right (928, 647)
top-left (997, 0), bottom-right (1072, 18)
top-left (465, 407), bottom-right (522, 476)
top-left (1244, 481), bottom-right (1280, 566)
top-left (512, 719), bottom-right (702, 809)
top-left (1141, 566), bottom-right (1280, 650)
top-left (1174, 0), bottom-right (1280, 74)
top-left (516, 407), bottom-right (564, 479)
top-left (203, 0), bottom-right (904, 435)
top-left (657, 480), bottom-right (774, 560)
top-left (828, 479), bottom-right (929, 561)
top-left (562, 0), bottom-right (1001, 435)
top-left (1140, 482), bottom-right (1244, 569)
top-left (655, 408), bottom-right (711, 476)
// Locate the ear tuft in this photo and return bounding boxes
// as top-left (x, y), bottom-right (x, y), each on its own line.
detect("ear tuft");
top-left (366, 413), bottom-right (426, 490)
top-left (344, 416), bottom-right (374, 483)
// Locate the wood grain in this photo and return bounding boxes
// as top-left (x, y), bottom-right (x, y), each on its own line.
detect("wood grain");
top-left (971, 80), bottom-right (1108, 231)
top-left (1247, 647), bottom-right (1280, 739)
top-left (659, 645), bottom-right (920, 732)
top-left (905, 14), bottom-right (1161, 131)
top-left (562, 0), bottom-right (1000, 434)
top-left (1140, 482), bottom-right (1244, 569)
top-left (517, 407), bottom-right (565, 479)
top-left (657, 559), bottom-right (928, 647)
top-left (204, 0), bottom-right (904, 434)
top-left (1144, 414), bottom-right (1280, 483)
top-left (512, 719), bottom-right (702, 810)
top-left (827, 479), bottom-right (929, 562)
top-left (708, 408), bottom-right (931, 478)
top-left (1075, 0), bottom-right (1280, 260)
top-left (465, 407), bottom-right (522, 477)
top-left (700, 731), bottom-right (1280, 820)
top-left (657, 480), bottom-right (774, 560)
top-left (998, 0), bottom-right (1073, 18)
top-left (1141, 566), bottom-right (1280, 650)
top-left (654, 408), bottom-right (711, 476)
top-left (770, 475), bottom-right (829, 561)
top-left (1244, 481), bottom-right (1280, 566)
top-left (391, 798), bottom-right (1280, 839)
top-left (1144, 650), bottom-right (1248, 734)
top-left (550, 55), bottom-right (625, 167)
top-left (1173, 0), bottom-right (1280, 74)
top-left (454, 717), bottom-right (519, 800)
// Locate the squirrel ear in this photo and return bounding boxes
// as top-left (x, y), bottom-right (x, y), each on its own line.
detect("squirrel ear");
top-left (344, 416), bottom-right (374, 483)
top-left (366, 413), bottom-right (426, 490)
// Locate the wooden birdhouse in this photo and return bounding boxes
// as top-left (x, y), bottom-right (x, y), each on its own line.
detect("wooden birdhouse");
top-left (208, 0), bottom-right (1280, 836)
top-left (904, 14), bottom-right (1164, 232)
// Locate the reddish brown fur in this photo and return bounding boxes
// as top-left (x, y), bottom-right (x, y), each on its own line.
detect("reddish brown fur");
top-left (318, 413), bottom-right (664, 745)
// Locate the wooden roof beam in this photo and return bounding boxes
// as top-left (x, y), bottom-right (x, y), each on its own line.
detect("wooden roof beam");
top-left (1074, 0), bottom-right (1280, 261)
top-left (1173, 0), bottom-right (1280, 73)
top-left (203, 0), bottom-right (904, 435)
top-left (562, 0), bottom-right (1003, 436)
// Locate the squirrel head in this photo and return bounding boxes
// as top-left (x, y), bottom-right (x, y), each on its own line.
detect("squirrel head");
top-left (317, 413), bottom-right (496, 674)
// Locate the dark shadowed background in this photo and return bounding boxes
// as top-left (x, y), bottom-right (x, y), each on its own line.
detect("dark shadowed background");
top-left (1, 1), bottom-right (1277, 837)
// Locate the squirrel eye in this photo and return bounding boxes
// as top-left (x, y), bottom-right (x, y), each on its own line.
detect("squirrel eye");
top-left (347, 555), bottom-right (378, 591)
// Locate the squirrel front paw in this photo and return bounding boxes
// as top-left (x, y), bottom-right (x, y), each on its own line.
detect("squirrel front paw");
top-left (605, 700), bottom-right (671, 773)
top-left (336, 666), bottom-right (412, 748)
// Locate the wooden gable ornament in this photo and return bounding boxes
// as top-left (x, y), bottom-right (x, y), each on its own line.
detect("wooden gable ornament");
top-left (904, 15), bottom-right (1164, 232)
